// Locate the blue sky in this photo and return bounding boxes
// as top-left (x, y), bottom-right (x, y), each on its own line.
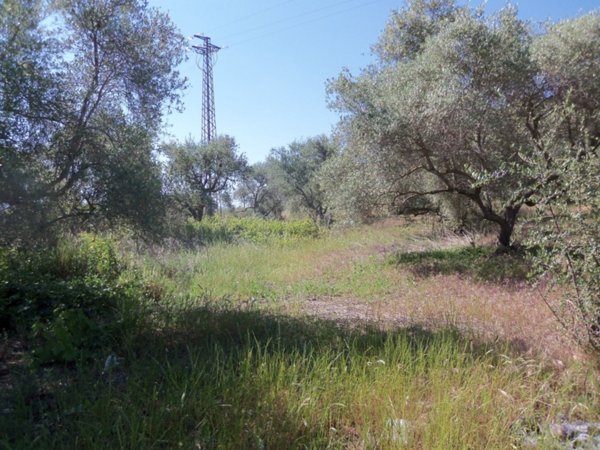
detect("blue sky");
top-left (149, 0), bottom-right (599, 163)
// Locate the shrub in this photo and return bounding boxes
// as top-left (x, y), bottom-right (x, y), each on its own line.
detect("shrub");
top-left (179, 216), bottom-right (319, 245)
top-left (526, 150), bottom-right (600, 352)
top-left (0, 235), bottom-right (144, 364)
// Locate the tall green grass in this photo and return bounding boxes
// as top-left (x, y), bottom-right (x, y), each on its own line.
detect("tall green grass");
top-left (4, 308), bottom-right (596, 449)
top-left (178, 216), bottom-right (320, 245)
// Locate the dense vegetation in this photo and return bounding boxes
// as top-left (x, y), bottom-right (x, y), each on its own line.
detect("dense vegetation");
top-left (0, 0), bottom-right (187, 242)
top-left (1, 0), bottom-right (599, 448)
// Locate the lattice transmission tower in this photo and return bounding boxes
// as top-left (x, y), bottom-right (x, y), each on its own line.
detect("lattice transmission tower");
top-left (192, 35), bottom-right (221, 144)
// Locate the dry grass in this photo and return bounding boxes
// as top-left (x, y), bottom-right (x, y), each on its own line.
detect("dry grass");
top-left (281, 223), bottom-right (585, 365)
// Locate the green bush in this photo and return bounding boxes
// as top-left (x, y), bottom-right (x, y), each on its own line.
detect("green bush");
top-left (526, 151), bottom-right (600, 352)
top-left (0, 235), bottom-right (144, 364)
top-left (30, 307), bottom-right (101, 363)
top-left (180, 216), bottom-right (319, 245)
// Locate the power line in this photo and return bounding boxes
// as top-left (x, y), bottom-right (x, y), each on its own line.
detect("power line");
top-left (206, 0), bottom-right (296, 34)
top-left (226, 0), bottom-right (386, 48)
top-left (218, 0), bottom-right (376, 42)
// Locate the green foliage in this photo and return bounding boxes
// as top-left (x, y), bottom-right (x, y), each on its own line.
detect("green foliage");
top-left (319, 143), bottom-right (394, 224)
top-left (519, 13), bottom-right (600, 353)
top-left (30, 306), bottom-right (102, 363)
top-left (0, 235), bottom-right (144, 363)
top-left (0, 0), bottom-right (186, 243)
top-left (327, 2), bottom-right (600, 247)
top-left (3, 307), bottom-right (597, 449)
top-left (1, 223), bottom-right (599, 448)
top-left (163, 136), bottom-right (248, 221)
top-left (390, 246), bottom-right (530, 282)
top-left (234, 161), bottom-right (285, 219)
top-left (180, 216), bottom-right (319, 245)
top-left (374, 0), bottom-right (459, 62)
top-left (527, 148), bottom-right (600, 352)
top-left (269, 135), bottom-right (336, 223)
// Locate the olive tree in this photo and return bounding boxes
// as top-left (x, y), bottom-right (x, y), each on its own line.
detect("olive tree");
top-left (270, 135), bottom-right (336, 223)
top-left (526, 13), bottom-right (600, 351)
top-left (163, 136), bottom-right (248, 221)
top-left (0, 0), bottom-right (187, 243)
top-left (328, 1), bottom-right (599, 247)
top-left (319, 136), bottom-right (398, 224)
top-left (234, 161), bottom-right (285, 219)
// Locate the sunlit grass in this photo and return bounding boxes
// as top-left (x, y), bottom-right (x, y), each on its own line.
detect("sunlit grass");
top-left (135, 222), bottom-right (418, 304)
top-left (4, 308), bottom-right (597, 449)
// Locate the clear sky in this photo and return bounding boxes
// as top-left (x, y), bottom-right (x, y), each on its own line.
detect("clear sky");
top-left (148, 0), bottom-right (599, 163)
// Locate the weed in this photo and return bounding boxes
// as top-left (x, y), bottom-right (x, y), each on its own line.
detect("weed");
top-left (3, 307), bottom-right (598, 449)
top-left (1, 221), bottom-right (598, 449)
top-left (0, 236), bottom-right (147, 364)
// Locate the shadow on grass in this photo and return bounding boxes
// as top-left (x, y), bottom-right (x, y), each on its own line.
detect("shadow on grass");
top-left (146, 304), bottom-right (470, 357)
top-left (388, 245), bottom-right (531, 282)
top-left (2, 305), bottom-right (543, 449)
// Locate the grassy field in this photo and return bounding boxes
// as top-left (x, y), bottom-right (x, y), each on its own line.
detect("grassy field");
top-left (1, 219), bottom-right (599, 449)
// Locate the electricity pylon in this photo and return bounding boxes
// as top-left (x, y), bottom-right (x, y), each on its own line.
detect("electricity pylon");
top-left (192, 35), bottom-right (220, 144)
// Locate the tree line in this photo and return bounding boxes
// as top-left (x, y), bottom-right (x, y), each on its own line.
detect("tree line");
top-left (3, 0), bottom-right (597, 248)
top-left (0, 0), bottom-right (334, 242)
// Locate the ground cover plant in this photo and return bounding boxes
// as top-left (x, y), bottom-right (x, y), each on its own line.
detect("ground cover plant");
top-left (1, 220), bottom-right (599, 449)
top-left (0, 234), bottom-right (147, 365)
top-left (4, 307), bottom-right (598, 449)
top-left (177, 216), bottom-right (320, 246)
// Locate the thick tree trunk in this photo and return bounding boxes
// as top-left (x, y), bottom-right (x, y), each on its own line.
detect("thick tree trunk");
top-left (497, 205), bottom-right (520, 248)
top-left (498, 221), bottom-right (514, 248)
top-left (189, 204), bottom-right (205, 221)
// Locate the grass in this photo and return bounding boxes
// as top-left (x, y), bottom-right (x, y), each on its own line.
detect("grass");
top-left (1, 219), bottom-right (599, 449)
top-left (4, 308), bottom-right (597, 449)
top-left (389, 246), bottom-right (531, 282)
top-left (135, 221), bottom-right (417, 304)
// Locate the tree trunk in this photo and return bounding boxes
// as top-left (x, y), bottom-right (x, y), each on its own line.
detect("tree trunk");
top-left (189, 204), bottom-right (205, 221)
top-left (497, 205), bottom-right (520, 248)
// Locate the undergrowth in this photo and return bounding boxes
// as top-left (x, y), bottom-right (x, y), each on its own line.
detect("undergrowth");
top-left (0, 234), bottom-right (147, 364)
top-left (1, 223), bottom-right (598, 449)
top-left (3, 307), bottom-right (598, 449)
top-left (389, 245), bottom-right (531, 282)
top-left (177, 216), bottom-right (320, 246)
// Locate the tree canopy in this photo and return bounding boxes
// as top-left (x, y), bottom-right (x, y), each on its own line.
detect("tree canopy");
top-left (234, 161), bottom-right (285, 219)
top-left (327, 1), bottom-right (600, 247)
top-left (163, 136), bottom-right (248, 221)
top-left (269, 136), bottom-right (336, 223)
top-left (0, 0), bottom-right (187, 243)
